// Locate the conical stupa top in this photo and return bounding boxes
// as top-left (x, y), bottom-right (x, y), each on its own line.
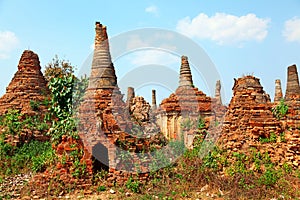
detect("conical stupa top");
top-left (179, 56), bottom-right (194, 88)
top-left (89, 22), bottom-right (117, 89)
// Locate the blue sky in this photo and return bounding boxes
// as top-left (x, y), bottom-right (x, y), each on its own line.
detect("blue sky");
top-left (0, 0), bottom-right (300, 104)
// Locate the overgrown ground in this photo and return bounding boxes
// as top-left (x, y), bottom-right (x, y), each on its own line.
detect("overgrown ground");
top-left (1, 128), bottom-right (300, 199)
top-left (1, 57), bottom-right (300, 199)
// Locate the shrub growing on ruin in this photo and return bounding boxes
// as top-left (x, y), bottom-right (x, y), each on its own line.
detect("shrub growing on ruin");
top-left (272, 98), bottom-right (288, 120)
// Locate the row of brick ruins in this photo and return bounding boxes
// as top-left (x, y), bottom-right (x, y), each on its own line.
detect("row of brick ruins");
top-left (0, 22), bottom-right (299, 182)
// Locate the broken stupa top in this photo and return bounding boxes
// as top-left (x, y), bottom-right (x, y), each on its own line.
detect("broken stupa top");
top-left (89, 22), bottom-right (117, 89)
top-left (0, 50), bottom-right (49, 115)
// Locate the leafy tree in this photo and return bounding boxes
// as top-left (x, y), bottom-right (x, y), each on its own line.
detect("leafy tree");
top-left (44, 56), bottom-right (88, 143)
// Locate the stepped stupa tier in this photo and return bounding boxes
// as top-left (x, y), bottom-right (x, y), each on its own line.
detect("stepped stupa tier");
top-left (178, 56), bottom-right (194, 88)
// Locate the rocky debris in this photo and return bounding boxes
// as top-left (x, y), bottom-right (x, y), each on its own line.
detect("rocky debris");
top-left (28, 135), bottom-right (92, 198)
top-left (130, 96), bottom-right (151, 122)
top-left (274, 79), bottom-right (283, 103)
top-left (0, 50), bottom-right (50, 116)
top-left (0, 173), bottom-right (32, 198)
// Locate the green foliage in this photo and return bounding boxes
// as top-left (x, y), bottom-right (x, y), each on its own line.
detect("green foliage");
top-left (258, 168), bottom-right (281, 187)
top-left (44, 56), bottom-right (88, 144)
top-left (30, 100), bottom-right (41, 111)
top-left (197, 116), bottom-right (205, 130)
top-left (97, 185), bottom-right (106, 192)
top-left (280, 132), bottom-right (287, 142)
top-left (180, 118), bottom-right (194, 130)
top-left (227, 152), bottom-right (249, 176)
top-left (150, 149), bottom-right (171, 172)
top-left (0, 109), bottom-right (49, 138)
top-left (259, 132), bottom-right (277, 143)
top-left (48, 75), bottom-right (75, 117)
top-left (48, 115), bottom-right (79, 144)
top-left (201, 146), bottom-right (222, 170)
top-left (0, 139), bottom-right (55, 176)
top-left (0, 109), bottom-right (23, 135)
top-left (126, 176), bottom-right (141, 193)
top-left (168, 134), bottom-right (186, 157)
top-left (272, 98), bottom-right (288, 120)
top-left (44, 55), bottom-right (74, 82)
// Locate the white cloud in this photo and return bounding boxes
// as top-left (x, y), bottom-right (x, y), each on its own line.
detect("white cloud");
top-left (126, 35), bottom-right (149, 50)
top-left (283, 17), bottom-right (300, 43)
top-left (145, 5), bottom-right (158, 16)
top-left (176, 13), bottom-right (270, 46)
top-left (128, 50), bottom-right (179, 67)
top-left (0, 31), bottom-right (19, 59)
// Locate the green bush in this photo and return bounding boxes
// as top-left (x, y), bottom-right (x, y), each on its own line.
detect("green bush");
top-left (44, 56), bottom-right (88, 144)
top-left (272, 98), bottom-right (288, 120)
top-left (97, 185), bottom-right (106, 192)
top-left (258, 168), bottom-right (280, 187)
top-left (0, 140), bottom-right (55, 176)
top-left (126, 176), bottom-right (141, 193)
top-left (259, 132), bottom-right (277, 143)
top-left (0, 109), bottom-right (23, 135)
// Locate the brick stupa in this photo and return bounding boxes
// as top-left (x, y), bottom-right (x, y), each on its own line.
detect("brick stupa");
top-left (0, 50), bottom-right (49, 116)
top-left (158, 56), bottom-right (217, 139)
top-left (220, 76), bottom-right (281, 151)
top-left (78, 22), bottom-right (165, 178)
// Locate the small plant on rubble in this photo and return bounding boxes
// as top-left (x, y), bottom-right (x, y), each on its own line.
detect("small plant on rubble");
top-left (272, 98), bottom-right (288, 120)
top-left (126, 176), bottom-right (141, 193)
top-left (259, 132), bottom-right (277, 143)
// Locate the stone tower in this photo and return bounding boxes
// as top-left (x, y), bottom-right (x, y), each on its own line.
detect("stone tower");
top-left (215, 80), bottom-right (222, 105)
top-left (274, 79), bottom-right (283, 103)
top-left (152, 89), bottom-right (157, 110)
top-left (126, 87), bottom-right (135, 107)
top-left (179, 56), bottom-right (194, 88)
top-left (0, 50), bottom-right (49, 116)
top-left (89, 22), bottom-right (117, 89)
top-left (285, 64), bottom-right (300, 99)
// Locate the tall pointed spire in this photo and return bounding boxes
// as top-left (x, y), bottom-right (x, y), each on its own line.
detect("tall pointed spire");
top-left (179, 56), bottom-right (194, 88)
top-left (274, 79), bottom-right (283, 103)
top-left (89, 22), bottom-right (117, 89)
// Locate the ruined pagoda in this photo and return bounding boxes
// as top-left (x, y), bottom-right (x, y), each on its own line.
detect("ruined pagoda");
top-left (78, 22), bottom-right (126, 173)
top-left (0, 50), bottom-right (50, 116)
top-left (88, 22), bottom-right (117, 89)
top-left (157, 56), bottom-right (214, 139)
